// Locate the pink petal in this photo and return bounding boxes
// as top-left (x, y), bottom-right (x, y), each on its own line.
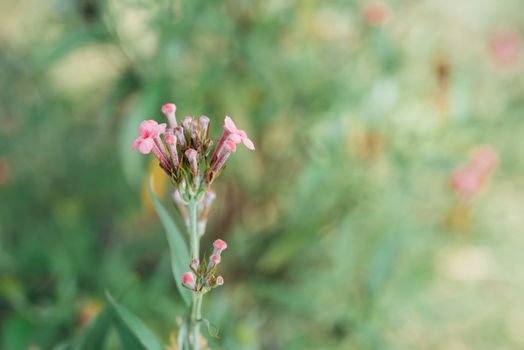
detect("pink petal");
top-left (138, 138), bottom-right (154, 154)
top-left (229, 133), bottom-right (242, 144)
top-left (213, 239), bottom-right (228, 250)
top-left (139, 120), bottom-right (157, 135)
top-left (224, 116), bottom-right (238, 132)
top-left (161, 103), bottom-right (176, 115)
top-left (132, 137), bottom-right (143, 150)
top-left (225, 140), bottom-right (237, 152)
top-left (242, 137), bottom-right (255, 150)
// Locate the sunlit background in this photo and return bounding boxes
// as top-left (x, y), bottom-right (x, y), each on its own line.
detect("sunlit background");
top-left (1, 0), bottom-right (524, 349)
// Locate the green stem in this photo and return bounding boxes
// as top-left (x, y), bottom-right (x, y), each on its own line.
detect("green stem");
top-left (188, 199), bottom-right (202, 350)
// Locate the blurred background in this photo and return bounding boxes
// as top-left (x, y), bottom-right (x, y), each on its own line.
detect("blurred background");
top-left (1, 0), bottom-right (524, 349)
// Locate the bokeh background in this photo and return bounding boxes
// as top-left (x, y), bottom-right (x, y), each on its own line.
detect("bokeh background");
top-left (1, 0), bottom-right (524, 349)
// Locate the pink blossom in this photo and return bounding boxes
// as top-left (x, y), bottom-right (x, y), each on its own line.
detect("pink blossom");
top-left (469, 146), bottom-right (498, 175)
top-left (132, 120), bottom-right (167, 154)
top-left (161, 103), bottom-right (177, 129)
top-left (489, 27), bottom-right (522, 66)
top-left (223, 116), bottom-right (255, 150)
top-left (451, 166), bottom-right (483, 199)
top-left (363, 2), bottom-right (391, 27)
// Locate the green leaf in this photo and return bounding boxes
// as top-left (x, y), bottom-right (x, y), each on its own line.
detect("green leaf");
top-left (148, 180), bottom-right (192, 306)
top-left (75, 307), bottom-right (112, 350)
top-left (106, 292), bottom-right (164, 350)
top-left (115, 321), bottom-right (148, 350)
top-left (202, 318), bottom-right (220, 339)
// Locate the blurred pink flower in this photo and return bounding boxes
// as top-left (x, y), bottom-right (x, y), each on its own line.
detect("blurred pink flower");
top-left (451, 166), bottom-right (483, 198)
top-left (224, 116), bottom-right (255, 150)
top-left (363, 2), bottom-right (391, 26)
top-left (450, 146), bottom-right (498, 199)
top-left (489, 27), bottom-right (522, 66)
top-left (469, 146), bottom-right (498, 175)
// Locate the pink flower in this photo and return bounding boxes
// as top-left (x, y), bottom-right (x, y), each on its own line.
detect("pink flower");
top-left (451, 166), bottom-right (482, 198)
top-left (182, 272), bottom-right (196, 289)
top-left (363, 2), bottom-right (391, 27)
top-left (161, 103), bottom-right (177, 129)
top-left (224, 116), bottom-right (255, 150)
top-left (469, 146), bottom-right (498, 175)
top-left (489, 27), bottom-right (522, 66)
top-left (132, 120), bottom-right (167, 154)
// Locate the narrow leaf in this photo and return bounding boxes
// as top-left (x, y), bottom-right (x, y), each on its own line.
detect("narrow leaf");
top-left (202, 319), bottom-right (220, 339)
top-left (106, 292), bottom-right (164, 350)
top-left (75, 307), bottom-right (112, 350)
top-left (148, 180), bottom-right (192, 306)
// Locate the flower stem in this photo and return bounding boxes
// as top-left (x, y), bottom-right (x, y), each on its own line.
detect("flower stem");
top-left (188, 199), bottom-right (202, 350)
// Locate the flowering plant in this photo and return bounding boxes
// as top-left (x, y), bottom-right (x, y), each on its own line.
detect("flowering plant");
top-left (111, 103), bottom-right (253, 349)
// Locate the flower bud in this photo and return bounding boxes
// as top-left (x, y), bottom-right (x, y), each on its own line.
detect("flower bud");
top-left (208, 254), bottom-right (221, 271)
top-left (182, 272), bottom-right (195, 290)
top-left (190, 259), bottom-right (200, 271)
top-left (161, 103), bottom-right (177, 129)
top-left (215, 276), bottom-right (224, 286)
top-left (213, 239), bottom-right (228, 255)
top-left (182, 116), bottom-right (193, 133)
top-left (164, 133), bottom-right (179, 168)
top-left (185, 148), bottom-right (199, 176)
top-left (173, 126), bottom-right (186, 148)
top-left (199, 116), bottom-right (210, 139)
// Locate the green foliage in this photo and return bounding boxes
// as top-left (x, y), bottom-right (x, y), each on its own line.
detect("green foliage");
top-left (148, 181), bottom-right (192, 306)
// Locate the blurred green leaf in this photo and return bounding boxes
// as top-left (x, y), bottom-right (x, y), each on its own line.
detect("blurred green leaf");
top-left (106, 292), bottom-right (163, 350)
top-left (202, 318), bottom-right (220, 339)
top-left (148, 180), bottom-right (192, 307)
top-left (115, 321), bottom-right (148, 350)
top-left (75, 307), bottom-right (112, 350)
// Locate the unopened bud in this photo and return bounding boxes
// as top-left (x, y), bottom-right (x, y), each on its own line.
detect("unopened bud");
top-left (215, 276), bottom-right (224, 286)
top-left (164, 133), bottom-right (179, 168)
top-left (182, 116), bottom-right (193, 133)
top-left (161, 103), bottom-right (177, 129)
top-left (173, 126), bottom-right (186, 147)
top-left (199, 116), bottom-right (210, 139)
top-left (213, 239), bottom-right (228, 256)
top-left (190, 259), bottom-right (200, 271)
top-left (208, 254), bottom-right (221, 270)
top-left (182, 272), bottom-right (195, 289)
top-left (185, 148), bottom-right (199, 176)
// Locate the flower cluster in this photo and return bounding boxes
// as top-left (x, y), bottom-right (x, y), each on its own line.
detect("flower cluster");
top-left (132, 103), bottom-right (255, 197)
top-left (132, 103), bottom-right (253, 299)
top-left (450, 146), bottom-right (498, 199)
top-left (182, 239), bottom-right (227, 292)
